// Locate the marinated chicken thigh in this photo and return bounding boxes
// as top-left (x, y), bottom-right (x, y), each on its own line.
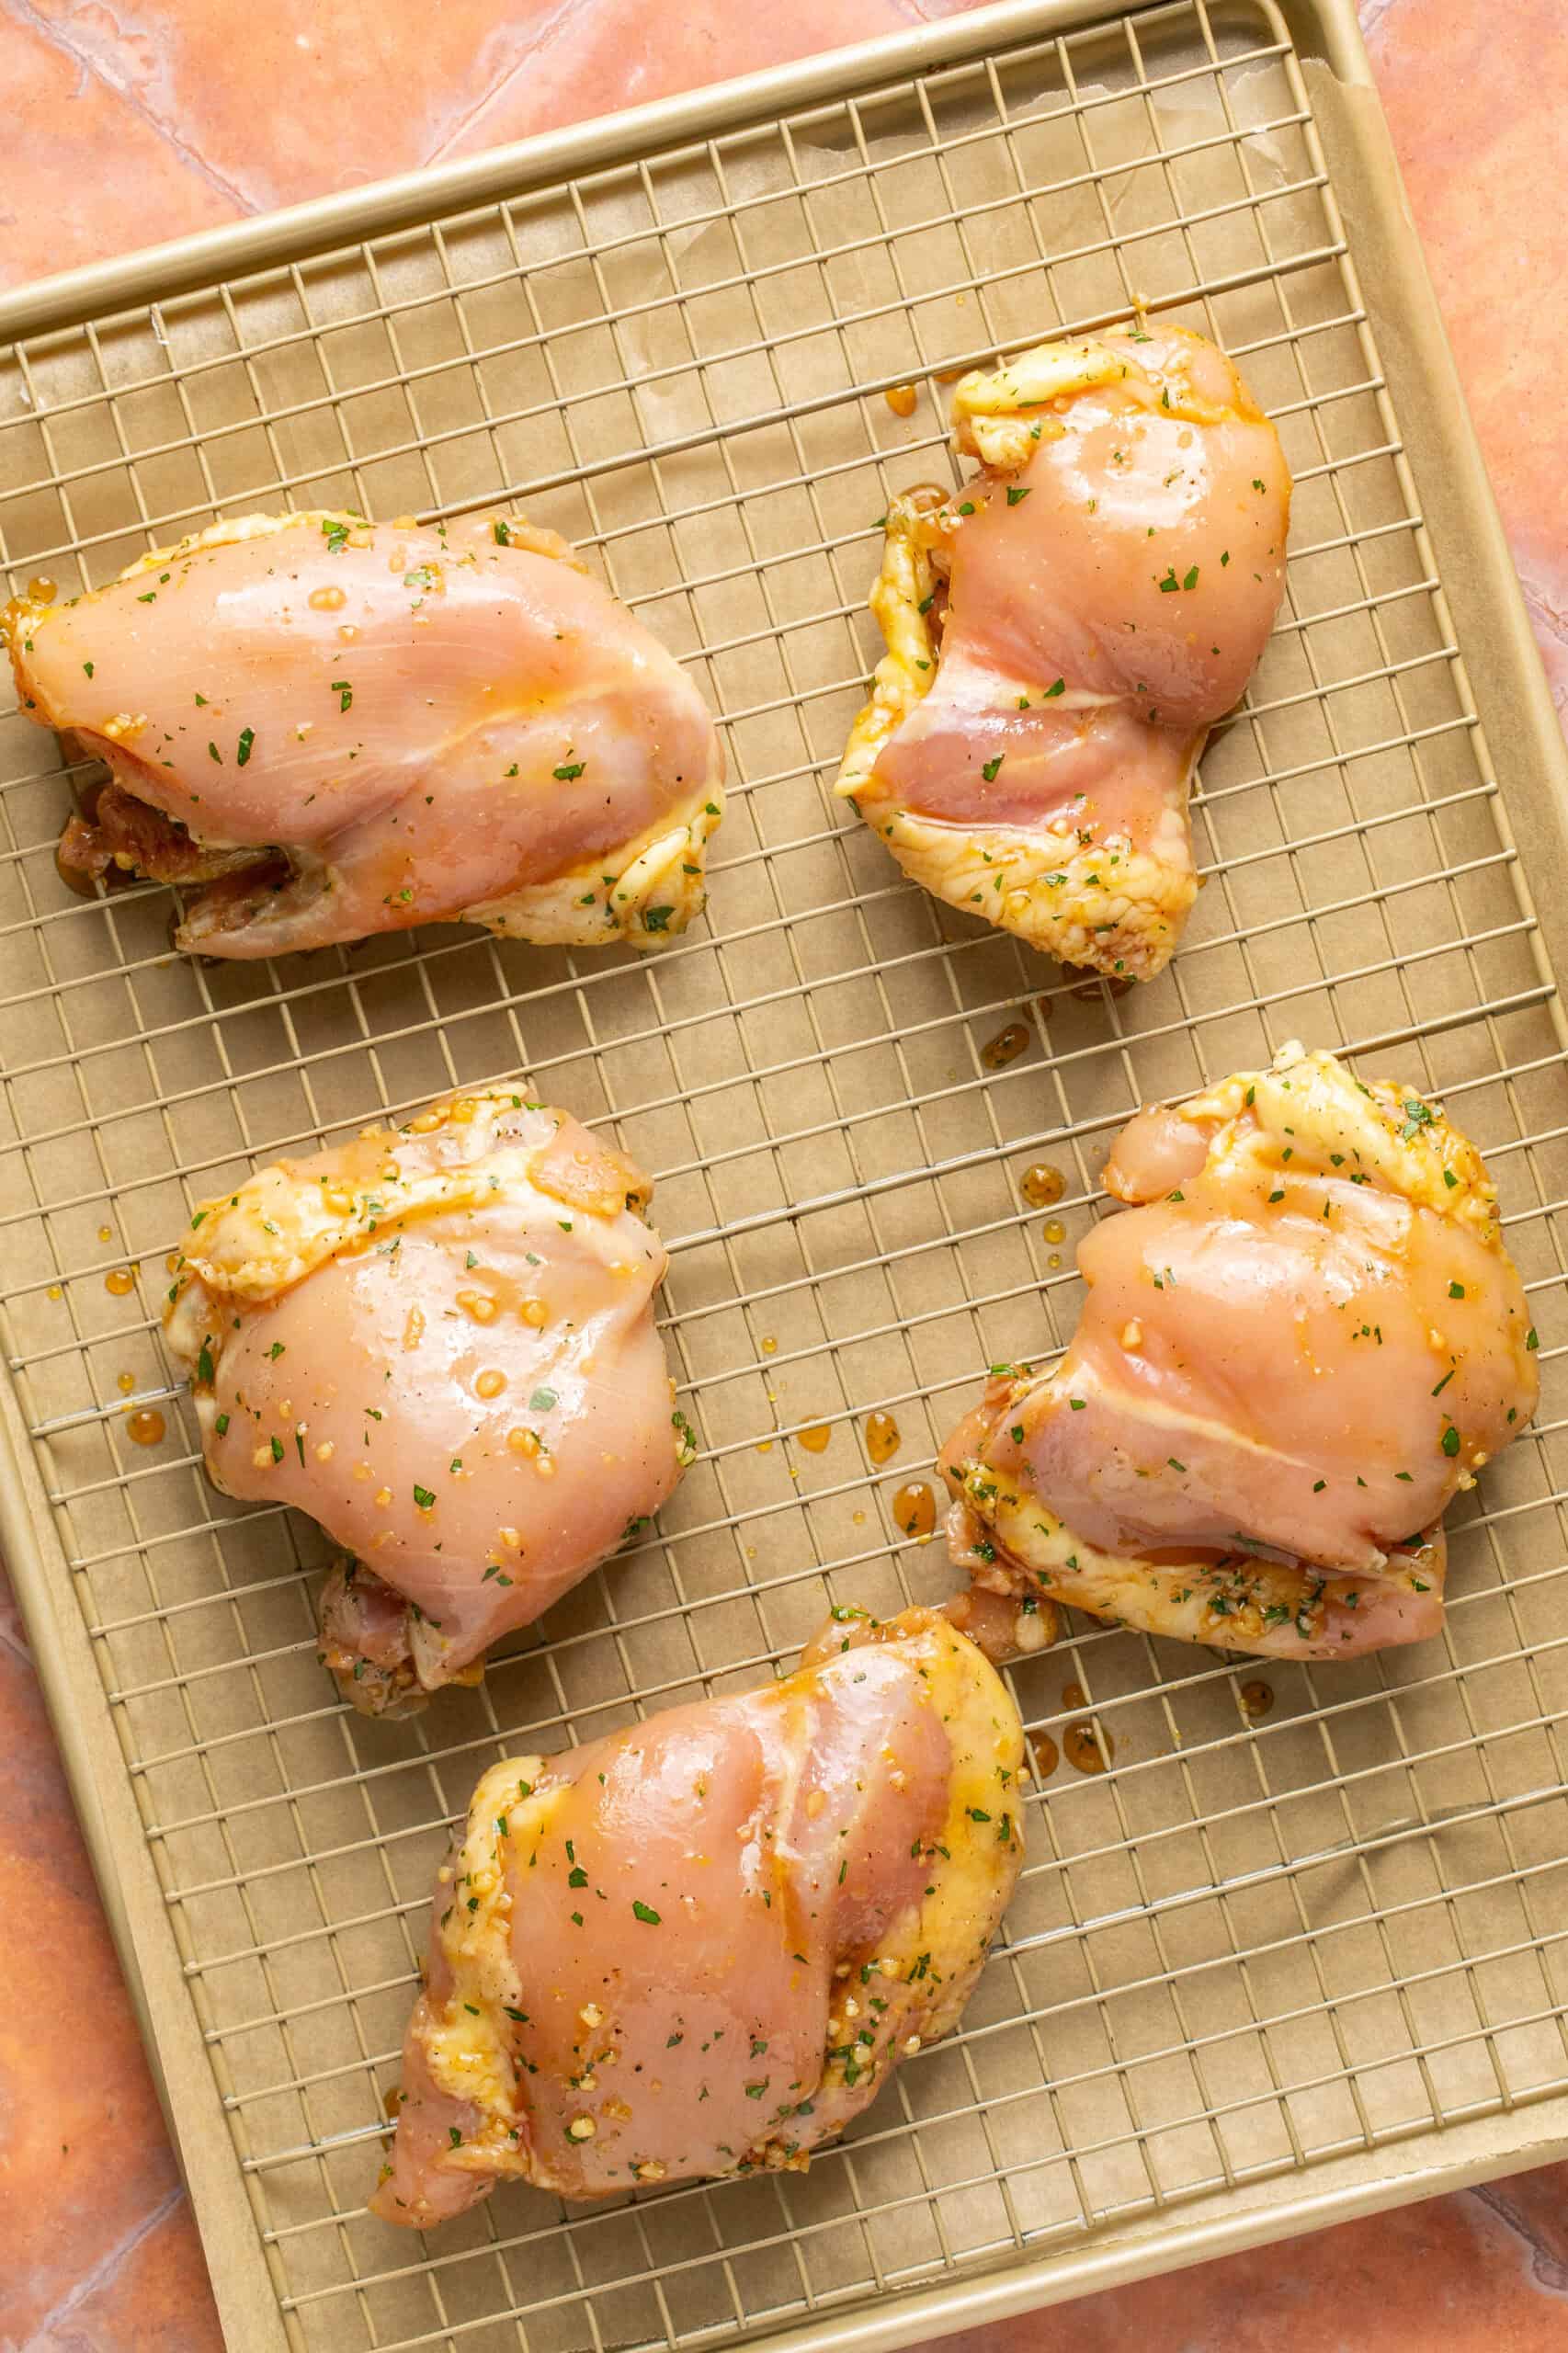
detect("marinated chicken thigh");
top-left (837, 322), bottom-right (1290, 979)
top-left (372, 1606), bottom-right (1024, 2225)
top-left (7, 509), bottom-right (723, 956)
top-left (165, 1088), bottom-right (690, 1711)
top-left (941, 1044), bottom-right (1537, 1658)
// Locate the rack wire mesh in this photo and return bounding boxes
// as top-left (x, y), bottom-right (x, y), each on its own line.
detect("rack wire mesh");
top-left (3, 0), bottom-right (1568, 2347)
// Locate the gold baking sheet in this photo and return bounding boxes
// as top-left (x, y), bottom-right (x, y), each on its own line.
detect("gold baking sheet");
top-left (2, 2), bottom-right (1567, 2348)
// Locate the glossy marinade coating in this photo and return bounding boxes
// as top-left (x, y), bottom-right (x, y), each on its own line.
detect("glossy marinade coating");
top-left (942, 1044), bottom-right (1537, 1657)
top-left (7, 508), bottom-right (723, 956)
top-left (373, 1608), bottom-right (1025, 2223)
top-left (165, 1088), bottom-right (689, 1710)
top-left (838, 322), bottom-right (1290, 979)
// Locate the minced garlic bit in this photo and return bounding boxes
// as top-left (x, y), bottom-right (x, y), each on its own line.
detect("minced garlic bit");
top-left (1014, 1608), bottom-right (1049, 1654)
top-left (565, 2115), bottom-right (597, 2142)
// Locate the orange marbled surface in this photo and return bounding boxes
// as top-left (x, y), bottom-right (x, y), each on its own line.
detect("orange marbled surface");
top-left (2, 1), bottom-right (1566, 2347)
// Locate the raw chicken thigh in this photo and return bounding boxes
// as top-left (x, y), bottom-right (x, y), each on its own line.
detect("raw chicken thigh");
top-left (941, 1044), bottom-right (1538, 1659)
top-left (7, 508), bottom-right (723, 957)
top-left (837, 322), bottom-right (1290, 980)
top-left (372, 1606), bottom-right (1024, 2225)
top-left (164, 1087), bottom-right (690, 1712)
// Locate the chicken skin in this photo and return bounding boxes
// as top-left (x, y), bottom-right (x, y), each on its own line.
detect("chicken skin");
top-left (164, 1087), bottom-right (690, 1712)
top-left (372, 1606), bottom-right (1024, 2226)
top-left (941, 1044), bottom-right (1538, 1659)
top-left (6, 509), bottom-right (723, 957)
top-left (837, 322), bottom-right (1290, 980)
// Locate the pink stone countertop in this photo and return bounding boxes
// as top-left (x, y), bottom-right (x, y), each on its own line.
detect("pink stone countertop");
top-left (2, 1), bottom-right (1566, 2347)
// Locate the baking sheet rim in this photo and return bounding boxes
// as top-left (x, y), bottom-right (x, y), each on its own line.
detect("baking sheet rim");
top-left (3, 0), bottom-right (1568, 2345)
top-left (0, 0), bottom-right (1137, 346)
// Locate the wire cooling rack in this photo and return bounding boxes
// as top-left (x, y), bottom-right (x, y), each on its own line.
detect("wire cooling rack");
top-left (3, 1), bottom-right (1568, 2347)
